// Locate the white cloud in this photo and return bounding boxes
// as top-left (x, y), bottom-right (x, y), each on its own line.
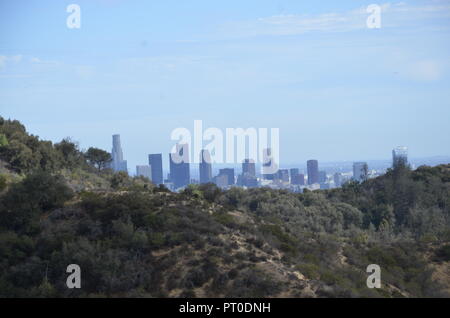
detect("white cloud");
top-left (0, 55), bottom-right (23, 69)
top-left (30, 57), bottom-right (59, 65)
top-left (219, 2), bottom-right (450, 38)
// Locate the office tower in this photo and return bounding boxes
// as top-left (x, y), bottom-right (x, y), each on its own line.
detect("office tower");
top-left (169, 143), bottom-right (190, 189)
top-left (214, 174), bottom-right (229, 188)
top-left (291, 173), bottom-right (305, 186)
top-left (111, 134), bottom-right (127, 172)
top-left (392, 146), bottom-right (408, 168)
top-left (242, 159), bottom-right (256, 177)
top-left (307, 160), bottom-right (319, 185)
top-left (262, 148), bottom-right (277, 180)
top-left (199, 149), bottom-right (213, 184)
top-left (218, 168), bottom-right (235, 186)
top-left (353, 162), bottom-right (368, 182)
top-left (334, 172), bottom-right (343, 187)
top-left (148, 154), bottom-right (163, 185)
top-left (136, 165), bottom-right (152, 180)
top-left (290, 168), bottom-right (299, 178)
top-left (278, 169), bottom-right (290, 183)
top-left (239, 159), bottom-right (257, 187)
top-left (319, 171), bottom-right (327, 184)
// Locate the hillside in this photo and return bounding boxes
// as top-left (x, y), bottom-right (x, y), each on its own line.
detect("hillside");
top-left (0, 117), bottom-right (449, 298)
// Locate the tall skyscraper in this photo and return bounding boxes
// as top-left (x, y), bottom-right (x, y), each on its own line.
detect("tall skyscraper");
top-left (307, 160), bottom-right (319, 185)
top-left (290, 168), bottom-right (299, 178)
top-left (262, 148), bottom-right (277, 180)
top-left (111, 134), bottom-right (127, 172)
top-left (239, 159), bottom-right (257, 187)
top-left (218, 168), bottom-right (235, 186)
top-left (290, 168), bottom-right (304, 185)
top-left (242, 159), bottom-right (256, 177)
top-left (169, 143), bottom-right (190, 189)
top-left (148, 154), bottom-right (163, 185)
top-left (199, 149), bottom-right (213, 184)
top-left (353, 162), bottom-right (368, 182)
top-left (392, 146), bottom-right (408, 168)
top-left (136, 165), bottom-right (152, 180)
top-left (278, 169), bottom-right (290, 183)
top-left (319, 171), bottom-right (327, 184)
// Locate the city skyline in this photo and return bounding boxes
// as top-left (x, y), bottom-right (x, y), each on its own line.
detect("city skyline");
top-left (107, 132), bottom-right (423, 191)
top-left (1, 0), bottom-right (450, 171)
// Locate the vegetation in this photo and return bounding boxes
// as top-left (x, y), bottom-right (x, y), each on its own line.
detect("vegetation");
top-left (0, 117), bottom-right (449, 298)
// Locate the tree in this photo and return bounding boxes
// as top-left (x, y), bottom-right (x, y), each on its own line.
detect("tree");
top-left (0, 134), bottom-right (8, 147)
top-left (0, 171), bottom-right (74, 233)
top-left (54, 138), bottom-right (85, 169)
top-left (85, 147), bottom-right (112, 171)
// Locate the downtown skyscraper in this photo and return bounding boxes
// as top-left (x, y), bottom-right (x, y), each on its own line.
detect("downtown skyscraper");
top-left (199, 149), bottom-right (212, 184)
top-left (111, 134), bottom-right (127, 173)
top-left (169, 143), bottom-right (190, 189)
top-left (148, 154), bottom-right (163, 185)
top-left (307, 160), bottom-right (319, 185)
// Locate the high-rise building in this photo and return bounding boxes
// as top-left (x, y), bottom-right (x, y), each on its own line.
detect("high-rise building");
top-left (148, 154), bottom-right (163, 185)
top-left (262, 148), bottom-right (277, 180)
top-left (169, 144), bottom-right (190, 189)
top-left (353, 162), bottom-right (368, 182)
top-left (136, 165), bottom-right (152, 180)
top-left (278, 169), bottom-right (290, 183)
top-left (111, 134), bottom-right (127, 172)
top-left (307, 160), bottom-right (319, 185)
top-left (392, 146), bottom-right (408, 168)
top-left (319, 171), bottom-right (327, 184)
top-left (290, 168), bottom-right (299, 178)
top-left (218, 168), bottom-right (235, 186)
top-left (242, 159), bottom-right (256, 177)
top-left (239, 159), bottom-right (257, 187)
top-left (199, 149), bottom-right (213, 184)
top-left (291, 173), bottom-right (305, 186)
top-left (214, 174), bottom-right (229, 188)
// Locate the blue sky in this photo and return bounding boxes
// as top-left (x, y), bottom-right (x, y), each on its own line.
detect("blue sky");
top-left (1, 0), bottom-right (450, 171)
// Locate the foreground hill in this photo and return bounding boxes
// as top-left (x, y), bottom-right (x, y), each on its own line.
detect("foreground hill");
top-left (0, 117), bottom-right (449, 297)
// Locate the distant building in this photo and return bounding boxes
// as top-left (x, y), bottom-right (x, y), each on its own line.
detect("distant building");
top-left (334, 172), bottom-right (343, 187)
top-left (148, 154), bottom-right (163, 185)
top-left (199, 149), bottom-right (213, 184)
top-left (353, 162), bottom-right (368, 182)
top-left (214, 174), bottom-right (229, 188)
top-left (242, 159), bottom-right (256, 177)
top-left (278, 169), bottom-right (290, 183)
top-left (136, 165), bottom-right (152, 180)
top-left (393, 146), bottom-right (408, 168)
top-left (111, 134), bottom-right (127, 172)
top-left (291, 173), bottom-right (305, 185)
top-left (307, 160), bottom-right (319, 185)
top-left (169, 143), bottom-right (190, 189)
top-left (290, 168), bottom-right (299, 178)
top-left (240, 159), bottom-right (257, 187)
top-left (218, 168), bottom-right (235, 186)
top-left (319, 171), bottom-right (327, 184)
top-left (262, 148), bottom-right (277, 180)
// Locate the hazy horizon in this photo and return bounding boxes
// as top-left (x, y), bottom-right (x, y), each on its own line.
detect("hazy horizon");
top-left (1, 0), bottom-right (450, 170)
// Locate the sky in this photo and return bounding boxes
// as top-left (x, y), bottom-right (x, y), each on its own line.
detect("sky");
top-left (0, 0), bottom-right (450, 172)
